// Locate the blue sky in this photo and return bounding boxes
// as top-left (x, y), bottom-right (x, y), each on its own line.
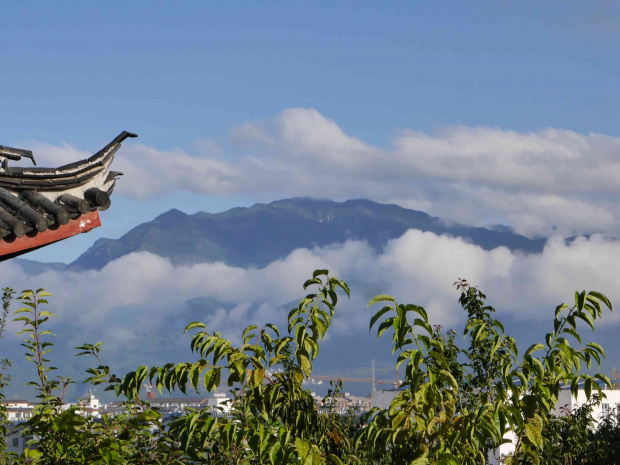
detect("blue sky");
top-left (2, 0), bottom-right (620, 262)
top-left (4, 1), bottom-right (620, 395)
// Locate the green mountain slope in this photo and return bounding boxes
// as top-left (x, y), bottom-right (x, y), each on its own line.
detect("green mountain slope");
top-left (68, 198), bottom-right (545, 271)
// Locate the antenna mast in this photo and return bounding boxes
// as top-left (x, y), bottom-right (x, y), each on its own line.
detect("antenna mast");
top-left (371, 360), bottom-right (376, 394)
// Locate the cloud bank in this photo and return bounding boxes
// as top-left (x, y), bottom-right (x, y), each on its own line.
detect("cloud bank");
top-left (27, 108), bottom-right (620, 239)
top-left (1, 230), bottom-right (619, 369)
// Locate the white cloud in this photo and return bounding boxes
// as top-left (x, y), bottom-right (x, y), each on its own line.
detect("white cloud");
top-left (2, 230), bottom-right (619, 364)
top-left (114, 144), bottom-right (241, 200)
top-left (120, 110), bottom-right (620, 237)
top-left (28, 142), bottom-right (91, 166)
top-left (433, 188), bottom-right (618, 238)
top-left (21, 108), bottom-right (620, 237)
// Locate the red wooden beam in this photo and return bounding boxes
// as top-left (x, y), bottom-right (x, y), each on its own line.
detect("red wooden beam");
top-left (0, 210), bottom-right (101, 262)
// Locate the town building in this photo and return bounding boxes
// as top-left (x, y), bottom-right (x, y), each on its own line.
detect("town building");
top-left (4, 399), bottom-right (34, 422)
top-left (65, 391), bottom-right (102, 418)
top-left (554, 387), bottom-right (620, 425)
top-left (101, 392), bottom-right (233, 418)
top-left (318, 392), bottom-right (371, 415)
top-left (371, 389), bottom-right (399, 410)
top-left (490, 388), bottom-right (620, 464)
top-left (370, 386), bottom-right (620, 464)
top-left (6, 424), bottom-right (35, 455)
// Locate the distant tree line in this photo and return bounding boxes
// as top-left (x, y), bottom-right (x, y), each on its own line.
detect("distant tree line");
top-left (0, 271), bottom-right (618, 464)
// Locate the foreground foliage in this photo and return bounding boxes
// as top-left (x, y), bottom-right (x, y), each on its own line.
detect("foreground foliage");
top-left (0, 272), bottom-right (616, 464)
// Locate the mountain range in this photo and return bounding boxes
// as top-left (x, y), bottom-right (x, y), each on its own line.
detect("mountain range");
top-left (22, 197), bottom-right (547, 271)
top-left (8, 197), bottom-right (620, 401)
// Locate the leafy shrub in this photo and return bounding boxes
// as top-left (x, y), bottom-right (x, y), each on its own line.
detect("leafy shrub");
top-left (0, 271), bottom-right (614, 464)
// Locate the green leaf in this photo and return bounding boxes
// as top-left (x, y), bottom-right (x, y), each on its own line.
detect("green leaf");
top-left (242, 325), bottom-right (259, 341)
top-left (326, 455), bottom-right (344, 465)
top-left (265, 323), bottom-right (280, 338)
top-left (251, 366), bottom-right (265, 387)
top-left (516, 371), bottom-right (528, 387)
top-left (525, 343), bottom-right (544, 358)
top-left (575, 291), bottom-right (586, 311)
top-left (184, 321), bottom-right (206, 333)
top-left (571, 376), bottom-right (581, 399)
top-left (439, 369), bottom-right (458, 390)
top-left (312, 269), bottom-right (329, 279)
top-left (369, 305), bottom-right (393, 331)
top-left (588, 291), bottom-right (612, 311)
top-left (555, 303), bottom-right (568, 319)
top-left (298, 354), bottom-right (312, 377)
top-left (525, 422), bottom-right (543, 449)
top-left (367, 294), bottom-right (396, 307)
top-left (585, 296), bottom-right (602, 316)
top-left (296, 438), bottom-right (310, 460)
top-left (376, 318), bottom-right (395, 339)
top-left (584, 376), bottom-right (593, 399)
top-left (288, 316), bottom-right (304, 333)
top-left (270, 442), bottom-right (282, 465)
top-left (13, 308), bottom-right (32, 315)
top-left (595, 373), bottom-right (612, 389)
top-left (303, 278), bottom-right (322, 289)
top-left (436, 453), bottom-right (459, 465)
top-left (586, 342), bottom-right (605, 357)
top-left (335, 279), bottom-right (350, 298)
top-left (577, 312), bottom-right (595, 331)
top-left (530, 357), bottom-right (545, 379)
top-left (562, 327), bottom-right (582, 342)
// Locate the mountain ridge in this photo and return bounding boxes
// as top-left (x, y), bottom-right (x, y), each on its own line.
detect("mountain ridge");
top-left (63, 197), bottom-right (546, 271)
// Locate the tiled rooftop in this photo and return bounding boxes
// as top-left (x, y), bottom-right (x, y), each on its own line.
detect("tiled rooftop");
top-left (0, 131), bottom-right (136, 260)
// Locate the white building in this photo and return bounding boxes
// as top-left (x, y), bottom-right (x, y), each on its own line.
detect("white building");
top-left (373, 387), bottom-right (620, 464)
top-left (554, 387), bottom-right (620, 425)
top-left (3, 399), bottom-right (34, 422)
top-left (147, 397), bottom-right (207, 413)
top-left (319, 392), bottom-right (371, 415)
top-left (207, 392), bottom-right (232, 416)
top-left (58, 391), bottom-right (102, 418)
top-left (489, 388), bottom-right (620, 464)
top-left (102, 393), bottom-right (233, 418)
top-left (371, 389), bottom-right (399, 410)
top-left (6, 424), bottom-right (35, 455)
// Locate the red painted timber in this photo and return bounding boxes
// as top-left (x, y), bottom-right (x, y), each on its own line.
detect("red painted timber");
top-left (0, 210), bottom-right (101, 260)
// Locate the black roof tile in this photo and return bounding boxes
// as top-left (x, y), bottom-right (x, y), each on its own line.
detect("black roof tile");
top-left (0, 132), bottom-right (137, 260)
